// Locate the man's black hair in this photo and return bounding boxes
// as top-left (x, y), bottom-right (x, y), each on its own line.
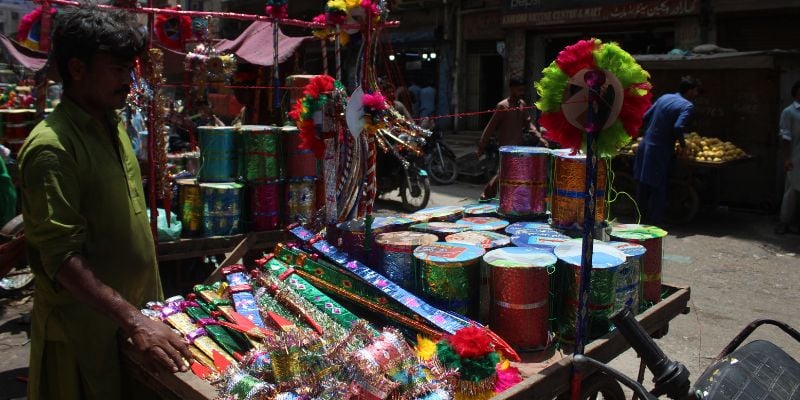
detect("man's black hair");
top-left (791, 81), bottom-right (800, 99)
top-left (52, 5), bottom-right (145, 86)
top-left (509, 77), bottom-right (525, 87)
top-left (677, 76), bottom-right (701, 95)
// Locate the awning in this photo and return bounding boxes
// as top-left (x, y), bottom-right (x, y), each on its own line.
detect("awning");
top-left (216, 21), bottom-right (310, 67)
top-left (0, 33), bottom-right (48, 72)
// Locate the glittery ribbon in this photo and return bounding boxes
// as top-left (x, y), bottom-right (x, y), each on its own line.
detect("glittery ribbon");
top-left (155, 299), bottom-right (237, 365)
top-left (224, 371), bottom-right (275, 400)
top-left (241, 125), bottom-right (283, 182)
top-left (551, 155), bottom-right (607, 229)
top-left (249, 182), bottom-right (282, 231)
top-left (177, 179), bottom-right (202, 237)
top-left (198, 126), bottom-right (238, 182)
top-left (288, 226), bottom-right (472, 335)
top-left (202, 183), bottom-right (243, 237)
top-left (223, 266), bottom-right (266, 328)
top-left (184, 302), bottom-right (252, 359)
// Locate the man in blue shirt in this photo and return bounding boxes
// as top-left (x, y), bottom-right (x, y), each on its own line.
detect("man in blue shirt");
top-left (775, 81), bottom-right (800, 234)
top-left (633, 76), bottom-right (701, 225)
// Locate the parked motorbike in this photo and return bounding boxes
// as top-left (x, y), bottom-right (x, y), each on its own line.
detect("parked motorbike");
top-left (376, 134), bottom-right (431, 212)
top-left (572, 309), bottom-right (800, 400)
top-left (423, 129), bottom-right (459, 185)
top-left (456, 139), bottom-right (499, 183)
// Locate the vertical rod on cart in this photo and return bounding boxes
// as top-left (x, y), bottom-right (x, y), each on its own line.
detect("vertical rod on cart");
top-left (321, 39), bottom-right (328, 75)
top-left (272, 22), bottom-right (280, 115)
top-left (569, 69), bottom-right (604, 400)
top-left (146, 0), bottom-right (158, 242)
top-left (334, 25), bottom-right (342, 81)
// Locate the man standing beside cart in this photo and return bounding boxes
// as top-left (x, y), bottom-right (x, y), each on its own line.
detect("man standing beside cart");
top-left (633, 76), bottom-right (701, 225)
top-left (775, 81), bottom-right (800, 234)
top-left (19, 7), bottom-right (192, 400)
top-left (477, 77), bottom-right (547, 201)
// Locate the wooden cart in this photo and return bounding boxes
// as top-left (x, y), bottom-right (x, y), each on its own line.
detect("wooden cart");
top-left (122, 284), bottom-right (691, 400)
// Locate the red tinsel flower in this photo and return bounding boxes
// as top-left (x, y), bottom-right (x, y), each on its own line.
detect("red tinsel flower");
top-left (313, 14), bottom-right (328, 25)
top-left (556, 39), bottom-right (599, 77)
top-left (448, 326), bottom-right (493, 359)
top-left (155, 7), bottom-right (192, 51)
top-left (265, 5), bottom-right (288, 19)
top-left (362, 92), bottom-right (387, 112)
top-left (304, 75), bottom-right (335, 98)
top-left (288, 98), bottom-right (304, 122)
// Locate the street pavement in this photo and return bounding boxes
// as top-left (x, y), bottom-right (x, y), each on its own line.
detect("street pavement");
top-left (0, 179), bottom-right (798, 398)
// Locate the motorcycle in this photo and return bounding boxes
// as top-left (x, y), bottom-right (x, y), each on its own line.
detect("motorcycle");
top-left (423, 129), bottom-right (459, 185)
top-left (572, 309), bottom-right (800, 400)
top-left (456, 138), bottom-right (499, 183)
top-left (376, 134), bottom-right (431, 212)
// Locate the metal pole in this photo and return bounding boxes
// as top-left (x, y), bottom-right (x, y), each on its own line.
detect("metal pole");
top-left (569, 69), bottom-right (604, 400)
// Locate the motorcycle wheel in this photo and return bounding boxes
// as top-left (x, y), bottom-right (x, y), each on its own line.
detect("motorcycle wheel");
top-left (400, 171), bottom-right (431, 212)
top-left (427, 152), bottom-right (459, 185)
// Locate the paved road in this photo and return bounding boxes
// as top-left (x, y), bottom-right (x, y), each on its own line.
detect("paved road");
top-left (1, 180), bottom-right (798, 398)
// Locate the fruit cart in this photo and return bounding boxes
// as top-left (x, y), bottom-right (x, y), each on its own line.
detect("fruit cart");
top-left (613, 135), bottom-right (755, 224)
top-left (121, 283), bottom-right (691, 400)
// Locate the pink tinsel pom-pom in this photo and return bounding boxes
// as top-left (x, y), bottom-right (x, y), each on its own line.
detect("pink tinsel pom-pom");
top-left (265, 5), bottom-right (287, 19)
top-left (494, 364), bottom-right (522, 393)
top-left (361, 0), bottom-right (380, 16)
top-left (362, 92), bottom-right (387, 112)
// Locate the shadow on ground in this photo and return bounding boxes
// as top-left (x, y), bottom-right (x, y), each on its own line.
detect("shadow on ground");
top-left (0, 366), bottom-right (27, 399)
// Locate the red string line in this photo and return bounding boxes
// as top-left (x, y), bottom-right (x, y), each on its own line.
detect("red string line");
top-left (39, 0), bottom-right (399, 30)
top-left (162, 83), bottom-right (295, 90)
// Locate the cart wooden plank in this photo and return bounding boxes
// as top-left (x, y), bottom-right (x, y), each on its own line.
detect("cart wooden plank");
top-left (156, 230), bottom-right (286, 262)
top-left (122, 284), bottom-right (690, 399)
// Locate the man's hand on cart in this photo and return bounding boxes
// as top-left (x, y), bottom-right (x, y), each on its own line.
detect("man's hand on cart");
top-left (127, 314), bottom-right (193, 373)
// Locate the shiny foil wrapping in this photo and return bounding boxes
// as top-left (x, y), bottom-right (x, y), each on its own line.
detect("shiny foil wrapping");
top-left (558, 262), bottom-right (619, 342)
top-left (489, 261), bottom-right (552, 350)
top-left (498, 147), bottom-right (549, 217)
top-left (286, 178), bottom-right (316, 222)
top-left (201, 183), bottom-right (243, 237)
top-left (283, 126), bottom-right (319, 178)
top-left (413, 243), bottom-right (484, 318)
top-left (375, 231), bottom-right (438, 291)
top-left (249, 181), bottom-right (282, 231)
top-left (160, 303), bottom-right (237, 365)
top-left (241, 125), bottom-right (283, 182)
top-left (338, 217), bottom-right (412, 267)
top-left (198, 126), bottom-right (238, 183)
top-left (551, 154), bottom-right (607, 229)
top-left (610, 224), bottom-right (667, 309)
top-left (614, 256), bottom-right (641, 314)
top-left (177, 178), bottom-right (202, 237)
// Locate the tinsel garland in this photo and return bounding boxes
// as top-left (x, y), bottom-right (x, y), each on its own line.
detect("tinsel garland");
top-left (145, 49), bottom-right (171, 202)
top-left (17, 6), bottom-right (56, 51)
top-left (265, 0), bottom-right (289, 19)
top-left (362, 90), bottom-right (387, 134)
top-left (155, 6), bottom-right (192, 51)
top-left (534, 38), bottom-right (652, 157)
top-left (288, 75), bottom-right (338, 158)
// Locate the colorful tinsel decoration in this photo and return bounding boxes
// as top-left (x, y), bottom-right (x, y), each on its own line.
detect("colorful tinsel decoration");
top-left (17, 5), bottom-right (57, 51)
top-left (265, 0), bottom-right (289, 19)
top-left (154, 6), bottom-right (193, 51)
top-left (288, 75), bottom-right (338, 159)
top-left (362, 90), bottom-right (387, 133)
top-left (535, 38), bottom-right (652, 157)
top-left (434, 326), bottom-right (512, 400)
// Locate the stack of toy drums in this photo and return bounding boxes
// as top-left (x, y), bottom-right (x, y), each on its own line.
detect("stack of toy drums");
top-left (337, 216), bottom-right (412, 266)
top-left (192, 126), bottom-right (244, 238)
top-left (498, 146), bottom-right (550, 218)
top-left (374, 231), bottom-right (438, 291)
top-left (283, 125), bottom-right (319, 222)
top-left (240, 125), bottom-right (283, 231)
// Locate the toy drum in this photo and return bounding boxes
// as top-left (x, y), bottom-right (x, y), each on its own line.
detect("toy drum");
top-left (505, 222), bottom-right (551, 236)
top-left (484, 247), bottom-right (557, 350)
top-left (554, 241), bottom-right (625, 341)
top-left (248, 181), bottom-right (282, 231)
top-left (1, 109), bottom-right (35, 140)
top-left (176, 178), bottom-right (203, 237)
top-left (412, 205), bottom-right (465, 222)
top-left (198, 126), bottom-right (238, 182)
top-left (399, 213), bottom-right (432, 224)
top-left (413, 242), bottom-right (485, 318)
top-left (455, 216), bottom-right (509, 232)
top-left (608, 241), bottom-right (646, 314)
top-left (337, 216), bottom-right (413, 266)
top-left (551, 153), bottom-right (607, 229)
top-left (610, 224), bottom-right (667, 308)
top-left (410, 222), bottom-right (471, 241)
top-left (286, 178), bottom-right (316, 222)
top-left (374, 231), bottom-right (438, 290)
top-left (510, 231), bottom-right (570, 253)
top-left (445, 231), bottom-right (510, 251)
top-left (498, 146), bottom-right (550, 217)
top-left (201, 182), bottom-right (243, 237)
top-left (240, 125), bottom-right (282, 182)
top-left (463, 203), bottom-right (499, 217)
top-left (283, 126), bottom-right (318, 179)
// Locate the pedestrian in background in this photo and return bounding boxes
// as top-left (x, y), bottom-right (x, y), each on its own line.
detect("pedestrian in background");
top-left (776, 81), bottom-right (800, 234)
top-left (477, 77), bottom-right (547, 201)
top-left (633, 76), bottom-right (701, 225)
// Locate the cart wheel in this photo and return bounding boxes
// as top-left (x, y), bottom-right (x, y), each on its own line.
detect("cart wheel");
top-left (579, 372), bottom-right (626, 400)
top-left (667, 180), bottom-right (699, 225)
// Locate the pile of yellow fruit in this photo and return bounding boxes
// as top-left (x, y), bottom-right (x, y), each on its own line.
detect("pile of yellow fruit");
top-left (679, 132), bottom-right (748, 163)
top-left (620, 133), bottom-right (748, 163)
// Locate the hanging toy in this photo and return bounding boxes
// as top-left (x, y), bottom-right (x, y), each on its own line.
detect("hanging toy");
top-left (535, 38), bottom-right (652, 157)
top-left (155, 6), bottom-right (193, 51)
top-left (17, 6), bottom-right (57, 52)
